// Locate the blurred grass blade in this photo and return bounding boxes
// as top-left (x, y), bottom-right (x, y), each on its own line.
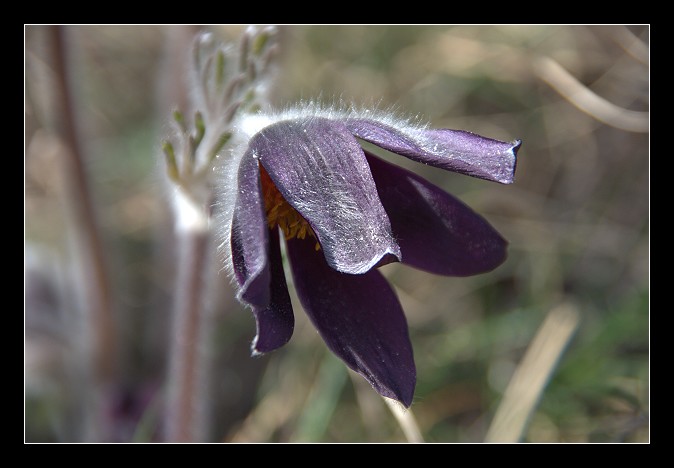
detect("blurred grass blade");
top-left (485, 303), bottom-right (580, 443)
top-left (293, 353), bottom-right (348, 442)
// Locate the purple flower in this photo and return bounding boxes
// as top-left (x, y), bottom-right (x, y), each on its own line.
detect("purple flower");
top-left (218, 107), bottom-right (520, 407)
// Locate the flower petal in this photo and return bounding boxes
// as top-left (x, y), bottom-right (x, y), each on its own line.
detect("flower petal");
top-left (230, 149), bottom-right (270, 308)
top-left (345, 118), bottom-right (520, 184)
top-left (251, 117), bottom-right (401, 275)
top-left (366, 152), bottom-right (508, 276)
top-left (286, 236), bottom-right (416, 407)
top-left (251, 227), bottom-right (294, 354)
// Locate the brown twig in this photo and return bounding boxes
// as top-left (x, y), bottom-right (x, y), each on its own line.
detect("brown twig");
top-left (48, 26), bottom-right (116, 439)
top-left (534, 56), bottom-right (649, 133)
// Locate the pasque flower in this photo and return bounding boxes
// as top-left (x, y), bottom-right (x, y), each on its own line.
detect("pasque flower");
top-left (218, 107), bottom-right (520, 407)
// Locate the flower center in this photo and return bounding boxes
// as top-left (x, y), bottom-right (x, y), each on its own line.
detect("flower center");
top-left (260, 165), bottom-right (320, 250)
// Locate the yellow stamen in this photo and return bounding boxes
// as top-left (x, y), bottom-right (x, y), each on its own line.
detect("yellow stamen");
top-left (260, 166), bottom-right (321, 250)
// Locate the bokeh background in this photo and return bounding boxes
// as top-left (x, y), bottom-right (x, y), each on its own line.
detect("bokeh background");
top-left (25, 25), bottom-right (649, 443)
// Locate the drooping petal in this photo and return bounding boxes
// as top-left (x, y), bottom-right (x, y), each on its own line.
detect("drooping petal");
top-left (230, 149), bottom-right (270, 308)
top-left (366, 152), bottom-right (508, 276)
top-left (345, 118), bottom-right (520, 184)
top-left (286, 236), bottom-right (416, 407)
top-left (251, 227), bottom-right (294, 354)
top-left (250, 117), bottom-right (401, 275)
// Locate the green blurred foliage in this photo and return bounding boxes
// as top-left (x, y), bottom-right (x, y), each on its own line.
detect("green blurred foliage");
top-left (25, 25), bottom-right (648, 442)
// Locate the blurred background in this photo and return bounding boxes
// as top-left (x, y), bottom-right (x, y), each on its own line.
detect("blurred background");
top-left (25, 25), bottom-right (648, 443)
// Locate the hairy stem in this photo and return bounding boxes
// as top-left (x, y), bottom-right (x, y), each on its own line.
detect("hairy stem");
top-left (165, 192), bottom-right (211, 442)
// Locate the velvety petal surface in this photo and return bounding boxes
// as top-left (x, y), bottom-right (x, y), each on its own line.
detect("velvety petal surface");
top-left (345, 118), bottom-right (520, 184)
top-left (366, 152), bottom-right (508, 276)
top-left (251, 117), bottom-right (401, 274)
top-left (230, 149), bottom-right (270, 308)
top-left (286, 236), bottom-right (416, 407)
top-left (250, 227), bottom-right (294, 354)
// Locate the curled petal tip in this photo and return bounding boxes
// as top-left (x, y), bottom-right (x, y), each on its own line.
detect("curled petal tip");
top-left (503, 138), bottom-right (522, 185)
top-left (346, 118), bottom-right (521, 185)
top-left (504, 140), bottom-right (522, 184)
top-left (512, 139), bottom-right (523, 153)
